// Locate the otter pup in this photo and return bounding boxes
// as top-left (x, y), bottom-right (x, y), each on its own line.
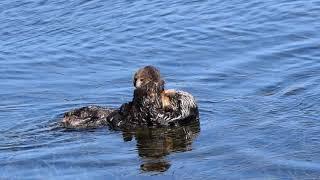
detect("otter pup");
top-left (61, 66), bottom-right (199, 129)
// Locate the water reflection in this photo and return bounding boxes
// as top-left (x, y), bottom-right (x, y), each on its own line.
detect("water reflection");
top-left (122, 121), bottom-right (200, 172)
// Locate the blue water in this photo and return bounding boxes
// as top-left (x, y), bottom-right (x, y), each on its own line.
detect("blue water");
top-left (1, 0), bottom-right (320, 179)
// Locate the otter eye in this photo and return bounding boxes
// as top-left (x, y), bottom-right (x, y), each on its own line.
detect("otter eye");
top-left (140, 78), bottom-right (144, 81)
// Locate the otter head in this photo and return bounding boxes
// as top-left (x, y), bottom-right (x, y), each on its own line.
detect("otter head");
top-left (133, 66), bottom-right (165, 91)
top-left (132, 66), bottom-right (165, 107)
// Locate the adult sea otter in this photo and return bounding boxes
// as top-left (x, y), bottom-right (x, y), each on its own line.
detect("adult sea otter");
top-left (61, 66), bottom-right (199, 130)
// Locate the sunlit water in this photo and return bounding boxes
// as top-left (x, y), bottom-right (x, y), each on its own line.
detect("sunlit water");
top-left (1, 0), bottom-right (320, 179)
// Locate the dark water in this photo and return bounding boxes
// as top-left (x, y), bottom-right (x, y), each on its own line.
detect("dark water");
top-left (1, 0), bottom-right (320, 179)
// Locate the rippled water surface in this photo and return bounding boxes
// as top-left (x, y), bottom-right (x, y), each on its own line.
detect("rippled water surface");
top-left (1, 0), bottom-right (320, 179)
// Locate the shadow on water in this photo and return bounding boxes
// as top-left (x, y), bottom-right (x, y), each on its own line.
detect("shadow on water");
top-left (122, 121), bottom-right (200, 173)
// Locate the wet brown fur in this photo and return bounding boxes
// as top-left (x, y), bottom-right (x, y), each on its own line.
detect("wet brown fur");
top-left (161, 90), bottom-right (176, 111)
top-left (61, 65), bottom-right (197, 129)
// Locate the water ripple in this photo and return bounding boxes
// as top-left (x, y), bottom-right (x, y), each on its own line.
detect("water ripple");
top-left (1, 0), bottom-right (320, 179)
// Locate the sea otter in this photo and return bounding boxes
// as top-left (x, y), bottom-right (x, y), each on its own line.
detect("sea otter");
top-left (61, 66), bottom-right (199, 129)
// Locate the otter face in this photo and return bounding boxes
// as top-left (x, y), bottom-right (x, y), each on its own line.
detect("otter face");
top-left (133, 66), bottom-right (164, 90)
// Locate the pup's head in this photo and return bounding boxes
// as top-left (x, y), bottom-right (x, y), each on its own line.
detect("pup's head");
top-left (133, 66), bottom-right (164, 91)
